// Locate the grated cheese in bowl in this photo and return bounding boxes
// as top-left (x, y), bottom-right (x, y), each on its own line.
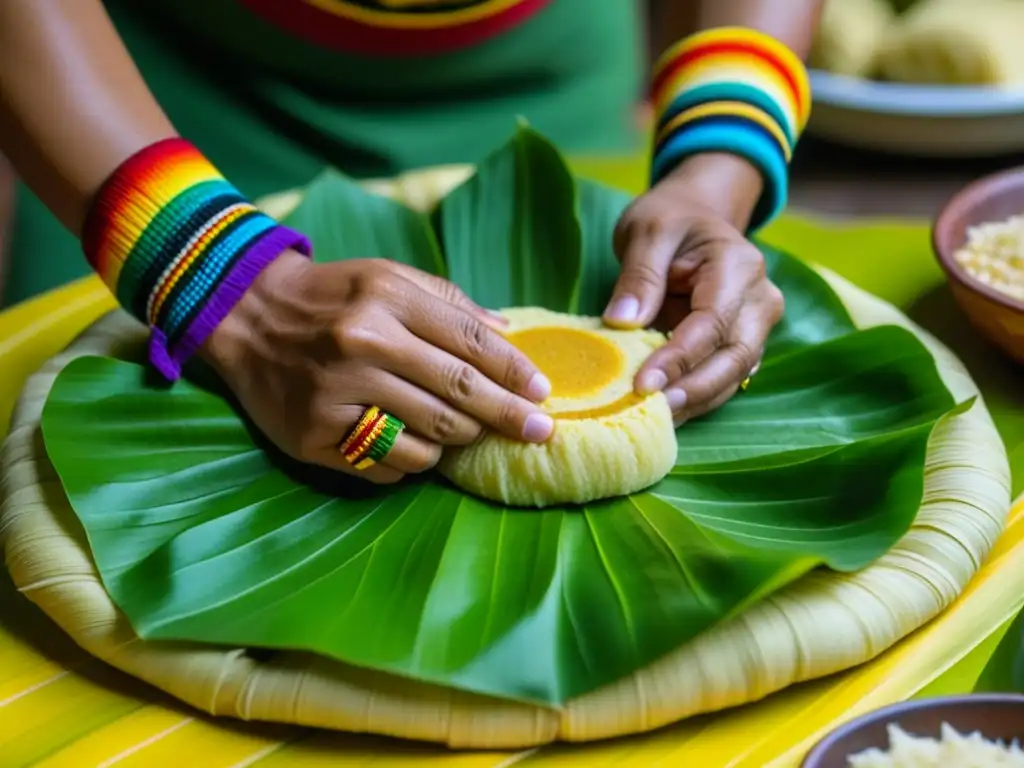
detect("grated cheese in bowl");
top-left (847, 722), bottom-right (1024, 767)
top-left (953, 215), bottom-right (1024, 302)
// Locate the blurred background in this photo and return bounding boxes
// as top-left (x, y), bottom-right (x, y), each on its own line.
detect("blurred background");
top-left (648, 0), bottom-right (1024, 219)
top-left (5, 0), bottom-right (1024, 301)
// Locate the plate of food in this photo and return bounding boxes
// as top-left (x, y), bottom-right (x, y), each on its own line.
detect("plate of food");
top-left (807, 0), bottom-right (1024, 156)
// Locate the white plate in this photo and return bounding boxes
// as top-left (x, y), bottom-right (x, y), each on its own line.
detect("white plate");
top-left (807, 69), bottom-right (1024, 156)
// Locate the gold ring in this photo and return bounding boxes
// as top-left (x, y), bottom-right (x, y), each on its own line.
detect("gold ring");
top-left (739, 360), bottom-right (761, 393)
top-left (339, 406), bottom-right (405, 470)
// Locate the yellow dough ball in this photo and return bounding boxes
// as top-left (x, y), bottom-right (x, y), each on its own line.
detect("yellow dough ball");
top-left (810, 0), bottom-right (894, 79)
top-left (878, 0), bottom-right (1024, 85)
top-left (438, 308), bottom-right (678, 508)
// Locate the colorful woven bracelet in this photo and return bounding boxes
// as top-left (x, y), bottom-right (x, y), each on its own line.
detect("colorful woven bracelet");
top-left (81, 138), bottom-right (312, 381)
top-left (650, 27), bottom-right (811, 232)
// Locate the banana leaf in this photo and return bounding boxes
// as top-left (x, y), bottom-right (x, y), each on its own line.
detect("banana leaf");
top-left (975, 606), bottom-right (1024, 694)
top-left (40, 126), bottom-right (956, 706)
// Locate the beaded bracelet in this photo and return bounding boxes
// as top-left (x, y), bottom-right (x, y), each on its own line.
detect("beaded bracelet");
top-left (82, 138), bottom-right (311, 381)
top-left (651, 27), bottom-right (811, 232)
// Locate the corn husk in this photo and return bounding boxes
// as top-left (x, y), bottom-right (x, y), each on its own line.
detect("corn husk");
top-left (0, 168), bottom-right (1011, 749)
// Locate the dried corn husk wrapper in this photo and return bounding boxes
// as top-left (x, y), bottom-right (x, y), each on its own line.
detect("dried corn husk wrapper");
top-left (0, 167), bottom-right (1011, 749)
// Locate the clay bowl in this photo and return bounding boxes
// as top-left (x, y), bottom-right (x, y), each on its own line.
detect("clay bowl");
top-left (801, 694), bottom-right (1024, 767)
top-left (933, 167), bottom-right (1024, 365)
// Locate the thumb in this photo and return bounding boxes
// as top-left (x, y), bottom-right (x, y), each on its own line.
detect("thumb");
top-left (603, 227), bottom-right (679, 329)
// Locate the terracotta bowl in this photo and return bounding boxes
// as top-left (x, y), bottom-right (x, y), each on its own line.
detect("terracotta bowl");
top-left (933, 167), bottom-right (1024, 365)
top-left (801, 694), bottom-right (1024, 767)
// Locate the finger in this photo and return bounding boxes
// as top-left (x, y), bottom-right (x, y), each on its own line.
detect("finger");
top-left (603, 213), bottom-right (681, 328)
top-left (311, 441), bottom-right (406, 485)
top-left (387, 262), bottom-right (509, 329)
top-left (379, 431), bottom-right (442, 474)
top-left (634, 246), bottom-right (762, 393)
top-left (668, 310), bottom-right (770, 418)
top-left (402, 291), bottom-right (551, 404)
top-left (384, 329), bottom-right (554, 443)
top-left (636, 307), bottom-right (728, 394)
top-left (671, 384), bottom-right (737, 427)
top-left (360, 370), bottom-right (483, 447)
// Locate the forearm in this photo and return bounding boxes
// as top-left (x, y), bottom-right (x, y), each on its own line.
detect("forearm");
top-left (653, 0), bottom-right (823, 231)
top-left (687, 0), bottom-right (822, 58)
top-left (0, 0), bottom-right (175, 235)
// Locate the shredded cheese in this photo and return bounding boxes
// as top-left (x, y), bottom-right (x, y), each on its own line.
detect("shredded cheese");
top-left (848, 722), bottom-right (1024, 767)
top-left (952, 215), bottom-right (1024, 301)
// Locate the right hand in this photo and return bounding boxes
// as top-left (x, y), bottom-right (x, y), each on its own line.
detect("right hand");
top-left (201, 251), bottom-right (553, 484)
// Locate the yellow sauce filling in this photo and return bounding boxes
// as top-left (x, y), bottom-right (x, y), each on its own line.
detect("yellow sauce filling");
top-left (508, 326), bottom-right (625, 398)
top-left (552, 392), bottom-right (645, 421)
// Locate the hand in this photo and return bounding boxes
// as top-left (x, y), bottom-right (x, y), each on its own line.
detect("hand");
top-left (202, 252), bottom-right (553, 483)
top-left (603, 155), bottom-right (785, 425)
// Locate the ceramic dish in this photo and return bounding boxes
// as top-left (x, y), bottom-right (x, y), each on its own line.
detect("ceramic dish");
top-left (808, 69), bottom-right (1024, 157)
top-left (933, 165), bottom-right (1024, 364)
top-left (801, 694), bottom-right (1024, 767)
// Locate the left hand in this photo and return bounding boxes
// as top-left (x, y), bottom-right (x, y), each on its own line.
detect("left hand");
top-left (602, 154), bottom-right (785, 425)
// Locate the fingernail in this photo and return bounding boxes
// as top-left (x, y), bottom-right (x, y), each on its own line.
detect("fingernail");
top-left (523, 412), bottom-right (554, 442)
top-left (526, 373), bottom-right (551, 402)
top-left (666, 388), bottom-right (687, 412)
top-left (604, 295), bottom-right (640, 325)
top-left (638, 370), bottom-right (668, 394)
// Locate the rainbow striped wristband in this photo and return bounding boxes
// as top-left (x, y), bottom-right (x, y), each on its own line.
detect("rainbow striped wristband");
top-left (82, 138), bottom-right (311, 381)
top-left (651, 27), bottom-right (811, 232)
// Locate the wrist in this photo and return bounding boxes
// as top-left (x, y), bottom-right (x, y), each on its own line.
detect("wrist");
top-left (648, 27), bottom-right (811, 232)
top-left (81, 137), bottom-right (313, 381)
top-left (662, 152), bottom-right (765, 232)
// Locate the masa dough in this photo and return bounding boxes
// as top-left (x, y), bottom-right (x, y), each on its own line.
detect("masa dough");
top-left (809, 0), bottom-right (894, 79)
top-left (877, 0), bottom-right (1024, 85)
top-left (438, 307), bottom-right (677, 507)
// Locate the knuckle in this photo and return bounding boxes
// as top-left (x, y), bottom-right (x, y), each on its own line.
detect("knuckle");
top-left (458, 316), bottom-right (492, 359)
top-left (664, 346), bottom-right (694, 380)
top-left (427, 407), bottom-right (464, 444)
top-left (613, 202), bottom-right (640, 241)
top-left (493, 395), bottom-right (523, 433)
top-left (728, 340), bottom-right (758, 371)
top-left (502, 351), bottom-right (533, 392)
top-left (414, 446), bottom-right (443, 472)
top-left (332, 322), bottom-right (382, 359)
top-left (703, 309), bottom-right (730, 347)
top-left (726, 243), bottom-right (767, 280)
top-left (443, 362), bottom-right (479, 402)
top-left (626, 259), bottom-right (665, 289)
top-left (766, 283), bottom-right (785, 320)
top-left (612, 203), bottom-right (657, 253)
top-left (360, 264), bottom-right (402, 297)
top-left (441, 279), bottom-right (470, 306)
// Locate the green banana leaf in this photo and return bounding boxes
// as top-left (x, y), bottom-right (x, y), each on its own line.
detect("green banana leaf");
top-left (40, 126), bottom-right (956, 707)
top-left (974, 606), bottom-right (1024, 694)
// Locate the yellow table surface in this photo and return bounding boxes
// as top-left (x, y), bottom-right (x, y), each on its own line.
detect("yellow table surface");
top-left (2, 179), bottom-right (1024, 767)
